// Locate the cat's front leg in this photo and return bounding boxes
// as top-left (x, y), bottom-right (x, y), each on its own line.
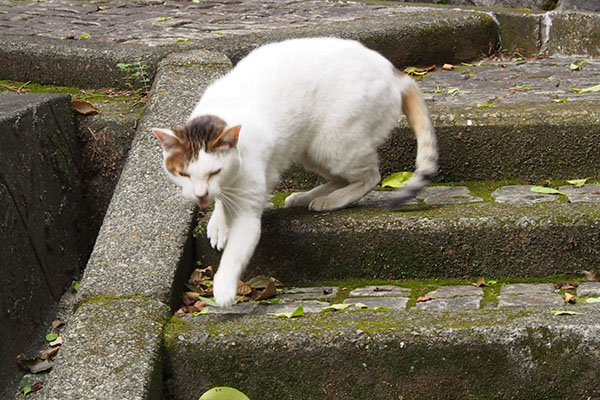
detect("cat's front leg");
top-left (207, 200), bottom-right (229, 251)
top-left (213, 213), bottom-right (262, 306)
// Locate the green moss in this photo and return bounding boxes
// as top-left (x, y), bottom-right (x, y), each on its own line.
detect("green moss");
top-left (163, 316), bottom-right (192, 348)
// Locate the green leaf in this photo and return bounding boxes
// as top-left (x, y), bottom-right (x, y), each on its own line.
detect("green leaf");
top-left (268, 304), bottom-right (304, 319)
top-left (550, 310), bottom-right (584, 316)
top-left (192, 307), bottom-right (211, 316)
top-left (354, 302), bottom-right (369, 309)
top-left (447, 87), bottom-right (460, 95)
top-left (20, 379), bottom-right (32, 396)
top-left (567, 177), bottom-right (590, 188)
top-left (586, 297), bottom-right (600, 304)
top-left (553, 98), bottom-right (567, 103)
top-left (321, 303), bottom-right (352, 312)
top-left (381, 171), bottom-right (413, 188)
top-left (198, 296), bottom-right (218, 307)
top-left (476, 103), bottom-right (495, 108)
top-left (434, 84), bottom-right (442, 94)
top-left (461, 62), bottom-right (475, 67)
top-left (571, 83), bottom-right (600, 94)
top-left (157, 16), bottom-right (173, 21)
top-left (72, 280), bottom-right (80, 293)
top-left (570, 60), bottom-right (584, 71)
top-left (79, 33), bottom-right (90, 40)
top-left (45, 331), bottom-right (59, 342)
top-left (199, 387), bottom-right (250, 400)
top-left (530, 186), bottom-right (566, 196)
top-left (509, 84), bottom-right (531, 89)
top-left (257, 298), bottom-right (281, 305)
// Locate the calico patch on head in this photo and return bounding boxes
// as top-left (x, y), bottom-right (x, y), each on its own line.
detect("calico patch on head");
top-left (153, 115), bottom-right (241, 177)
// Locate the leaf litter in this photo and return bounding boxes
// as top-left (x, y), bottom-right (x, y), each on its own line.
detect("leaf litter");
top-left (176, 266), bottom-right (283, 316)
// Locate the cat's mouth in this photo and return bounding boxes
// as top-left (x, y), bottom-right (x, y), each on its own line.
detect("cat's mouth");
top-left (196, 196), bottom-right (211, 208)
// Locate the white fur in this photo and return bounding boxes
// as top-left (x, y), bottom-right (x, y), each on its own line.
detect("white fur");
top-left (161, 38), bottom-right (436, 306)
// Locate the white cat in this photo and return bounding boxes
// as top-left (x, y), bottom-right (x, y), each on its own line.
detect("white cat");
top-left (153, 37), bottom-right (437, 306)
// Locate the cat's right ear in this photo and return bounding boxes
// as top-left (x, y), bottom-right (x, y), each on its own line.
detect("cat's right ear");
top-left (153, 128), bottom-right (182, 151)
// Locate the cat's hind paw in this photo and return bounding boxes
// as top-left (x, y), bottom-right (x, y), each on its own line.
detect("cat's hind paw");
top-left (207, 214), bottom-right (229, 251)
top-left (284, 192), bottom-right (310, 208)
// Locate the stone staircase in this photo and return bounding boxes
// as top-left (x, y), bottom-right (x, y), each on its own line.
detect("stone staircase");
top-left (2, 1), bottom-right (600, 399)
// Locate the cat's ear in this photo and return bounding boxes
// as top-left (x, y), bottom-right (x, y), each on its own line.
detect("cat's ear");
top-left (153, 128), bottom-right (182, 151)
top-left (209, 125), bottom-right (241, 150)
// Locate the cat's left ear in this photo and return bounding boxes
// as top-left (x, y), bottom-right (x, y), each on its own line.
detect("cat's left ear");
top-left (209, 125), bottom-right (241, 150)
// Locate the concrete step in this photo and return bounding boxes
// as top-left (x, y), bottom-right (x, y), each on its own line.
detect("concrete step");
top-left (197, 185), bottom-right (600, 283)
top-left (165, 286), bottom-right (600, 400)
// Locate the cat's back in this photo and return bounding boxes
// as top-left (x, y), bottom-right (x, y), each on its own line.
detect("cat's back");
top-left (207, 37), bottom-right (396, 100)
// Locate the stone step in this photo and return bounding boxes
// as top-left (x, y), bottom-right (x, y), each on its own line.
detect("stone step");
top-left (196, 185), bottom-right (600, 283)
top-left (165, 286), bottom-right (600, 399)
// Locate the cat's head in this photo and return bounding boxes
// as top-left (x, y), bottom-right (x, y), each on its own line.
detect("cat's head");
top-left (153, 115), bottom-right (241, 208)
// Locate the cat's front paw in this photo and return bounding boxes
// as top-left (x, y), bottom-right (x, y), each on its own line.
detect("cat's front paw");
top-left (207, 213), bottom-right (229, 251)
top-left (213, 273), bottom-right (238, 307)
top-left (284, 192), bottom-right (310, 208)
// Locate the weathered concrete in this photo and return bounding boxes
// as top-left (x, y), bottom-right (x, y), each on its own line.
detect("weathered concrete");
top-left (0, 93), bottom-right (88, 391)
top-left (197, 195), bottom-right (600, 283)
top-left (166, 308), bottom-right (600, 400)
top-left (45, 298), bottom-right (170, 400)
top-left (75, 50), bottom-right (231, 305)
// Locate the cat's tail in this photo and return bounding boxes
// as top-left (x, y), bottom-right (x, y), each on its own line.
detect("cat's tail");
top-left (388, 72), bottom-right (438, 208)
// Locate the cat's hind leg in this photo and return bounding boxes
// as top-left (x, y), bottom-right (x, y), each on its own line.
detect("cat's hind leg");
top-left (308, 167), bottom-right (380, 212)
top-left (284, 179), bottom-right (346, 208)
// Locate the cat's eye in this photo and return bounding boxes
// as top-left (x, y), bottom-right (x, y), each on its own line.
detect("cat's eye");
top-left (209, 169), bottom-right (222, 178)
top-left (179, 171), bottom-right (190, 178)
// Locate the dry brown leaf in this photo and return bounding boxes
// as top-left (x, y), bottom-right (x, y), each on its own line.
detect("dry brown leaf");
top-left (30, 382), bottom-right (44, 393)
top-left (16, 355), bottom-right (53, 374)
top-left (403, 65), bottom-right (435, 76)
top-left (416, 296), bottom-right (436, 303)
top-left (473, 277), bottom-right (486, 287)
top-left (51, 318), bottom-right (64, 330)
top-left (236, 295), bottom-right (251, 303)
top-left (41, 346), bottom-right (60, 360)
top-left (555, 282), bottom-right (578, 290)
top-left (72, 100), bottom-right (100, 116)
top-left (182, 291), bottom-right (201, 306)
top-left (374, 287), bottom-right (393, 292)
top-left (189, 266), bottom-right (214, 285)
top-left (174, 308), bottom-right (186, 318)
top-left (246, 275), bottom-right (282, 289)
top-left (237, 281), bottom-right (253, 296)
top-left (253, 279), bottom-right (277, 301)
top-left (564, 293), bottom-right (577, 304)
top-left (583, 270), bottom-right (597, 281)
top-left (442, 63), bottom-right (454, 71)
top-left (49, 336), bottom-right (63, 347)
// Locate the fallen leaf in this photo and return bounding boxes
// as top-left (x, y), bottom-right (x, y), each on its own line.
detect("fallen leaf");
top-left (582, 270), bottom-right (597, 281)
top-left (268, 304), bottom-right (304, 319)
top-left (182, 291), bottom-right (201, 305)
top-left (553, 98), bottom-right (568, 103)
top-left (72, 100), bottom-right (100, 115)
top-left (20, 379), bottom-right (31, 396)
top-left (448, 87), bottom-right (460, 95)
top-left (174, 307), bottom-right (186, 318)
top-left (571, 83), bottom-right (600, 94)
top-left (403, 65), bottom-right (435, 76)
top-left (354, 302), bottom-right (369, 309)
top-left (45, 332), bottom-right (59, 342)
top-left (257, 298), bottom-right (281, 305)
top-left (530, 186), bottom-right (566, 195)
top-left (246, 275), bottom-right (282, 288)
top-left (51, 318), bottom-right (64, 330)
top-left (236, 281), bottom-right (252, 297)
top-left (252, 279), bottom-right (277, 301)
top-left (374, 287), bottom-right (393, 292)
top-left (198, 296), bottom-right (218, 307)
top-left (30, 382), bottom-right (43, 393)
top-left (199, 387), bottom-right (250, 400)
top-left (477, 103), bottom-right (495, 108)
top-left (417, 296), bottom-right (436, 303)
top-left (381, 172), bottom-right (413, 188)
top-left (49, 336), bottom-right (63, 347)
top-left (321, 303), bottom-right (352, 312)
top-left (555, 282), bottom-right (578, 290)
top-left (570, 60), bottom-right (584, 71)
top-left (564, 293), bottom-right (577, 304)
top-left (473, 277), bottom-right (486, 287)
top-left (41, 346), bottom-right (60, 360)
top-left (586, 297), bottom-right (600, 304)
top-left (550, 310), bottom-right (583, 316)
top-left (567, 178), bottom-right (590, 188)
top-left (442, 63), bottom-right (454, 70)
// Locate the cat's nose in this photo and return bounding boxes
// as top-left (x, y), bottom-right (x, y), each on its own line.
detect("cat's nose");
top-left (196, 195), bottom-right (210, 208)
